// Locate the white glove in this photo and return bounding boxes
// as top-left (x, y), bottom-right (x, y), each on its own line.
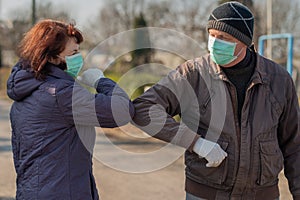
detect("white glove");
top-left (77, 68), bottom-right (105, 88)
top-left (193, 138), bottom-right (227, 167)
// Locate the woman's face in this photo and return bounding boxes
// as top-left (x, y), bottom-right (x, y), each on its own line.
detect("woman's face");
top-left (49, 37), bottom-right (80, 66)
top-left (59, 37), bottom-right (80, 60)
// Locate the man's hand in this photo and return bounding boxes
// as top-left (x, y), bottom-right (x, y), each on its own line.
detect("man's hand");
top-left (193, 138), bottom-right (227, 167)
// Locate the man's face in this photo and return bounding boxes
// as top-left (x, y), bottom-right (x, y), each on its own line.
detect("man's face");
top-left (208, 29), bottom-right (239, 43)
top-left (208, 29), bottom-right (247, 67)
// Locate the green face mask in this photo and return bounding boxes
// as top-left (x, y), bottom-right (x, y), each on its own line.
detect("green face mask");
top-left (208, 35), bottom-right (239, 66)
top-left (65, 53), bottom-right (83, 77)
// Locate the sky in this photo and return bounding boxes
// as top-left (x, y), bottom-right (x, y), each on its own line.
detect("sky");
top-left (0, 0), bottom-right (290, 29)
top-left (0, 0), bottom-right (104, 28)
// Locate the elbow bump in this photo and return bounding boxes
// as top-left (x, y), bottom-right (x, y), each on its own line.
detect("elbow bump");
top-left (110, 100), bottom-right (135, 127)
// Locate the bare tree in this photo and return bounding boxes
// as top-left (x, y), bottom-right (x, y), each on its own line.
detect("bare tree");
top-left (256, 0), bottom-right (300, 62)
top-left (87, 0), bottom-right (215, 51)
top-left (85, 0), bottom-right (300, 61)
top-left (36, 2), bottom-right (71, 22)
top-left (146, 0), bottom-right (213, 45)
top-left (86, 0), bottom-right (146, 44)
top-left (2, 2), bottom-right (72, 53)
top-left (271, 0), bottom-right (300, 34)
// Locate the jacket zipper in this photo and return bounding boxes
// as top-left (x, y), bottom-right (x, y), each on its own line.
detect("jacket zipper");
top-left (224, 80), bottom-right (241, 187)
top-left (228, 83), bottom-right (241, 147)
top-left (244, 83), bottom-right (257, 187)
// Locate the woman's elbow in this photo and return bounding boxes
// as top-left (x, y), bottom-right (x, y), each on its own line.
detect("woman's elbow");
top-left (109, 99), bottom-right (135, 127)
top-left (129, 101), bottom-right (135, 119)
top-left (118, 100), bottom-right (135, 126)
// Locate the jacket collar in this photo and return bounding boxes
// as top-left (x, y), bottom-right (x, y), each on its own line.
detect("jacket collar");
top-left (208, 53), bottom-right (266, 86)
top-left (47, 62), bottom-right (74, 81)
top-left (252, 54), bottom-right (271, 84)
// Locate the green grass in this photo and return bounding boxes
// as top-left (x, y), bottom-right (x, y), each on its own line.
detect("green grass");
top-left (0, 67), bottom-right (11, 100)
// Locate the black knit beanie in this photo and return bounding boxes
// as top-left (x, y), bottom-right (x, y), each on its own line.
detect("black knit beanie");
top-left (207, 1), bottom-right (254, 46)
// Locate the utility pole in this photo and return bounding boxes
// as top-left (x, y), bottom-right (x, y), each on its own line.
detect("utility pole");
top-left (267, 0), bottom-right (272, 59)
top-left (0, 0), bottom-right (2, 69)
top-left (32, 0), bottom-right (36, 25)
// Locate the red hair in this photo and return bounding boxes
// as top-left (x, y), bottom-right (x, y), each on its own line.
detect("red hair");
top-left (18, 19), bottom-right (83, 79)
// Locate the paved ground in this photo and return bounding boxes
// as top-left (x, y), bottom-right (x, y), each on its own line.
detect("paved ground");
top-left (0, 99), bottom-right (293, 200)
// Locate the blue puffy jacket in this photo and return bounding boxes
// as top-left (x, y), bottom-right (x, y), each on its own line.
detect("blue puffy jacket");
top-left (7, 60), bottom-right (135, 200)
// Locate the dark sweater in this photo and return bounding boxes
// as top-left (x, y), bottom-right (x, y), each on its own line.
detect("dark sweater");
top-left (221, 48), bottom-right (256, 125)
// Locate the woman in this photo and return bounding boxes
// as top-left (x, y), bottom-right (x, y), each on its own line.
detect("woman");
top-left (7, 19), bottom-right (134, 200)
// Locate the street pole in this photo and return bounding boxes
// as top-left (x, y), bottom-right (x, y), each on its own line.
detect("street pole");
top-left (32, 0), bottom-right (36, 25)
top-left (267, 0), bottom-right (272, 59)
top-left (0, 0), bottom-right (2, 69)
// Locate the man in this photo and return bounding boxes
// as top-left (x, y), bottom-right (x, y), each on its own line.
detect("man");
top-left (133, 1), bottom-right (300, 200)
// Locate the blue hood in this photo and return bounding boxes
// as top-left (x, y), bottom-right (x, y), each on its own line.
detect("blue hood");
top-left (7, 61), bottom-right (44, 101)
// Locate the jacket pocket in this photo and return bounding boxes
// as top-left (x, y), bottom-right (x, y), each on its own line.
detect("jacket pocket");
top-left (187, 141), bottom-right (229, 185)
top-left (257, 140), bottom-right (284, 186)
top-left (200, 90), bottom-right (215, 115)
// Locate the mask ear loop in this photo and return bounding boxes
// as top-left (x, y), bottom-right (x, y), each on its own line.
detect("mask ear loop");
top-left (57, 55), bottom-right (63, 59)
top-left (225, 46), bottom-right (244, 65)
top-left (234, 47), bottom-right (244, 58)
top-left (58, 55), bottom-right (66, 63)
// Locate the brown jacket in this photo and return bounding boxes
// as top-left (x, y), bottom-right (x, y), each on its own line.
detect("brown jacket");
top-left (133, 53), bottom-right (300, 200)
